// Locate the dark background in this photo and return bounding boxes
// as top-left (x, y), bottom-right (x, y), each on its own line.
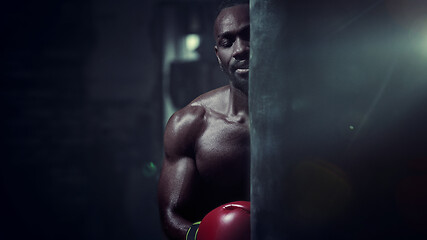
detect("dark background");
top-left (4, 0), bottom-right (427, 239)
top-left (1, 0), bottom-right (223, 239)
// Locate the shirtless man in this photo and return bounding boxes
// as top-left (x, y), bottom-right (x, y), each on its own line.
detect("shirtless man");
top-left (158, 1), bottom-right (250, 239)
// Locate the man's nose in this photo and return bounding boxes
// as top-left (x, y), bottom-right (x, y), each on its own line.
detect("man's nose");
top-left (233, 38), bottom-right (249, 60)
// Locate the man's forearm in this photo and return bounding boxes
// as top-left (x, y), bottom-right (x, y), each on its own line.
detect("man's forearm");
top-left (161, 211), bottom-right (193, 240)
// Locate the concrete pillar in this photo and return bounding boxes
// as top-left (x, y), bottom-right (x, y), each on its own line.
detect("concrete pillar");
top-left (250, 0), bottom-right (427, 239)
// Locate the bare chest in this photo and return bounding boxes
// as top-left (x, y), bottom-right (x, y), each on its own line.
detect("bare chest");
top-left (195, 119), bottom-right (250, 190)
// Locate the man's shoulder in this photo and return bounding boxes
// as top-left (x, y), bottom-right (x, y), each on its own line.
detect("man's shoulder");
top-left (168, 104), bottom-right (206, 130)
top-left (164, 105), bottom-right (206, 153)
top-left (164, 86), bottom-right (229, 156)
top-left (190, 85), bottom-right (230, 113)
top-left (167, 85), bottom-right (230, 133)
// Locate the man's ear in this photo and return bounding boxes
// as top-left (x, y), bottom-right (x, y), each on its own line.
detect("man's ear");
top-left (214, 46), bottom-right (223, 71)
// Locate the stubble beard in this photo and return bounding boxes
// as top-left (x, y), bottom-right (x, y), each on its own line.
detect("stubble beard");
top-left (229, 73), bottom-right (249, 96)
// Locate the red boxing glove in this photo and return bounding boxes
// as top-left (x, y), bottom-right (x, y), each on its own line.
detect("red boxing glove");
top-left (197, 201), bottom-right (250, 240)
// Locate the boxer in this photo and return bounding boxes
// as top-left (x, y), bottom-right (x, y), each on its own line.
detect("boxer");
top-left (158, 1), bottom-right (250, 239)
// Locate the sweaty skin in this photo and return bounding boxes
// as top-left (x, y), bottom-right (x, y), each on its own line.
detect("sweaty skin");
top-left (158, 5), bottom-right (250, 240)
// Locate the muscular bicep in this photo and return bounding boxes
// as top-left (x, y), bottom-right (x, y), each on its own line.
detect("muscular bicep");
top-left (158, 154), bottom-right (201, 218)
top-left (157, 106), bottom-right (206, 239)
top-left (158, 154), bottom-right (206, 240)
top-left (159, 107), bottom-right (205, 214)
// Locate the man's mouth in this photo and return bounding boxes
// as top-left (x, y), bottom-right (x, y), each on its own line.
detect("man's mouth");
top-left (235, 68), bottom-right (249, 74)
top-left (233, 61), bottom-right (249, 75)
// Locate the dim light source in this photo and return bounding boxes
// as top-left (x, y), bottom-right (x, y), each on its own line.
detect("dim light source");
top-left (185, 34), bottom-right (200, 52)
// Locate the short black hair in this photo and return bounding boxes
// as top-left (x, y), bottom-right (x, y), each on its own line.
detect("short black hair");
top-left (216, 0), bottom-right (249, 16)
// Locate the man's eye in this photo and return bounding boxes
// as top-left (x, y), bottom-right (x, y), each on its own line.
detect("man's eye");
top-left (219, 38), bottom-right (232, 48)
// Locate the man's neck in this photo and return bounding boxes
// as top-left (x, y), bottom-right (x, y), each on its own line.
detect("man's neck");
top-left (228, 84), bottom-right (249, 120)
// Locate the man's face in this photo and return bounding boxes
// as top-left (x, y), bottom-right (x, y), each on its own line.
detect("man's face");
top-left (214, 4), bottom-right (250, 94)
